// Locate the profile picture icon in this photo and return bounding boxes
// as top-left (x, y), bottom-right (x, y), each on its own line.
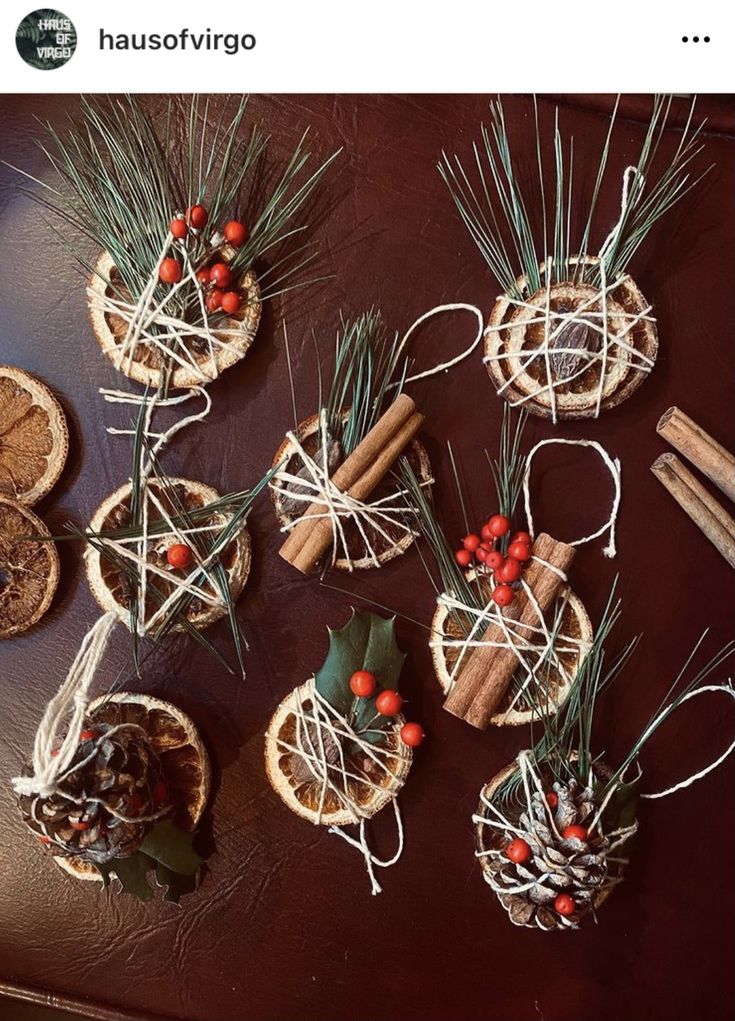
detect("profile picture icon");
top-left (16, 9), bottom-right (77, 70)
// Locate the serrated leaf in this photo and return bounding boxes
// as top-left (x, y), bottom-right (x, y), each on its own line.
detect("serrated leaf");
top-left (138, 820), bottom-right (204, 876)
top-left (315, 610), bottom-right (406, 739)
top-left (155, 861), bottom-right (199, 904)
top-left (98, 853), bottom-right (155, 902)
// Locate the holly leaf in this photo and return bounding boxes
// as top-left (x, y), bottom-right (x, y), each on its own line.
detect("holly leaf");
top-left (139, 820), bottom-right (204, 876)
top-left (155, 862), bottom-right (200, 904)
top-left (315, 610), bottom-right (405, 744)
top-left (603, 773), bottom-right (641, 831)
top-left (98, 852), bottom-right (155, 902)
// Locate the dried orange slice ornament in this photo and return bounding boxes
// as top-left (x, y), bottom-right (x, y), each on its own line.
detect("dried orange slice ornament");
top-left (0, 496), bottom-right (59, 639)
top-left (0, 366), bottom-right (68, 505)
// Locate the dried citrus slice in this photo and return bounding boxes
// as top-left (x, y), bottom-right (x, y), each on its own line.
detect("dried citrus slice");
top-left (430, 572), bottom-right (592, 726)
top-left (88, 249), bottom-right (261, 390)
top-left (56, 692), bottom-right (210, 882)
top-left (265, 680), bottom-right (412, 826)
top-left (271, 413), bottom-right (432, 570)
top-left (84, 477), bottom-right (251, 634)
top-left (484, 256), bottom-right (658, 420)
top-left (0, 496), bottom-right (59, 639)
top-left (0, 366), bottom-right (69, 505)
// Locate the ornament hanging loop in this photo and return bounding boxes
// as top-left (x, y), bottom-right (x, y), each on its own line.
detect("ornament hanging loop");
top-left (388, 303), bottom-right (484, 387)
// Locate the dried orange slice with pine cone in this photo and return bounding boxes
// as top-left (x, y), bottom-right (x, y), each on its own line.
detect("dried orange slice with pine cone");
top-left (0, 496), bottom-right (60, 639)
top-left (0, 365), bottom-right (68, 505)
top-left (84, 477), bottom-right (251, 634)
top-left (265, 612), bottom-right (415, 833)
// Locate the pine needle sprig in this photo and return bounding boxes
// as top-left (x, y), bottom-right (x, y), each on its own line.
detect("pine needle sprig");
top-left (486, 406), bottom-right (528, 522)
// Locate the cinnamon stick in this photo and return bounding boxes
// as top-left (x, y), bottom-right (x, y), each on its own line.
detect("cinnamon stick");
top-left (657, 407), bottom-right (735, 504)
top-left (444, 533), bottom-right (576, 730)
top-left (279, 393), bottom-right (424, 574)
top-left (651, 453), bottom-right (735, 569)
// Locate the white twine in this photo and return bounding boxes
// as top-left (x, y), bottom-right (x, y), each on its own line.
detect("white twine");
top-left (434, 558), bottom-right (591, 720)
top-left (641, 683), bottom-right (735, 800)
top-left (483, 168), bottom-right (654, 424)
top-left (271, 411), bottom-right (427, 571)
top-left (522, 438), bottom-right (622, 558)
top-left (275, 679), bottom-right (408, 895)
top-left (12, 614), bottom-right (118, 799)
top-left (388, 303), bottom-right (484, 387)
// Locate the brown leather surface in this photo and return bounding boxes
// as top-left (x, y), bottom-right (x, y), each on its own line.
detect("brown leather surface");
top-left (0, 94), bottom-right (734, 1021)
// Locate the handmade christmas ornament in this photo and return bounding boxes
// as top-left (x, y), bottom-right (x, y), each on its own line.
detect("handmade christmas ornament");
top-left (271, 311), bottom-right (435, 573)
top-left (440, 96), bottom-right (708, 421)
top-left (0, 496), bottom-right (60, 638)
top-left (0, 365), bottom-right (68, 505)
top-left (405, 413), bottom-right (621, 728)
top-left (16, 96), bottom-right (338, 389)
top-left (265, 610), bottom-right (422, 894)
top-left (13, 615), bottom-right (210, 902)
top-left (474, 597), bottom-right (735, 930)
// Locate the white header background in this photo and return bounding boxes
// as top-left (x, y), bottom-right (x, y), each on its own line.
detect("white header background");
top-left (0, 0), bottom-right (732, 92)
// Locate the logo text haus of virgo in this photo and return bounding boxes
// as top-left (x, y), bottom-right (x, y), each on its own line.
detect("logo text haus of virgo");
top-left (16, 9), bottom-right (77, 70)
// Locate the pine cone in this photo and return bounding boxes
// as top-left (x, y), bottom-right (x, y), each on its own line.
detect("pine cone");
top-left (477, 777), bottom-right (636, 931)
top-left (18, 715), bottom-right (169, 865)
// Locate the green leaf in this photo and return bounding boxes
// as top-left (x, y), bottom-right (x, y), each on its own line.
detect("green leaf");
top-left (155, 862), bottom-right (200, 904)
top-left (98, 853), bottom-right (154, 902)
top-left (315, 610), bottom-right (406, 742)
top-left (139, 820), bottom-right (204, 876)
top-left (602, 773), bottom-right (641, 831)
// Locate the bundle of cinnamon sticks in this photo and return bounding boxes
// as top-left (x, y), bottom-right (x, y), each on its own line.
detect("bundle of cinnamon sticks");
top-left (279, 393), bottom-right (424, 574)
top-left (652, 407), bottom-right (735, 570)
top-left (444, 532), bottom-right (576, 730)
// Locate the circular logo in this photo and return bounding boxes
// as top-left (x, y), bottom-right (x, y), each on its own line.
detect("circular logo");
top-left (16, 9), bottom-right (77, 70)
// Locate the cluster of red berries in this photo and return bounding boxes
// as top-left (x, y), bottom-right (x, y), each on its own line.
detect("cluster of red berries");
top-left (348, 670), bottom-right (425, 747)
top-left (503, 793), bottom-right (590, 917)
top-left (454, 514), bottom-right (533, 608)
top-left (167, 543), bottom-right (193, 570)
top-left (158, 203), bottom-right (249, 317)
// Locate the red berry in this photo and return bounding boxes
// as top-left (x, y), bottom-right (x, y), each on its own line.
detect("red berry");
top-left (481, 524), bottom-right (494, 542)
top-left (462, 533), bottom-right (481, 552)
top-left (486, 550), bottom-right (503, 570)
top-left (492, 584), bottom-right (514, 607)
top-left (210, 262), bottom-right (233, 288)
top-left (455, 549), bottom-right (473, 568)
top-left (497, 557), bottom-right (522, 583)
top-left (487, 514), bottom-right (511, 537)
top-left (196, 268), bottom-right (211, 286)
top-left (554, 894), bottom-right (576, 917)
top-left (505, 838), bottom-right (532, 864)
top-left (511, 530), bottom-right (532, 545)
top-left (508, 541), bottom-right (532, 562)
top-left (349, 670), bottom-right (377, 697)
top-left (375, 690), bottom-right (403, 716)
top-left (546, 792), bottom-right (559, 809)
top-left (50, 748), bottom-right (59, 758)
top-left (206, 289), bottom-right (224, 313)
top-left (223, 220), bottom-right (248, 246)
top-left (475, 545), bottom-right (488, 564)
top-left (69, 818), bottom-right (92, 832)
top-left (38, 834), bottom-right (51, 844)
top-left (562, 824), bottom-right (588, 842)
top-left (167, 543), bottom-right (193, 570)
top-left (152, 779), bottom-right (168, 805)
top-left (186, 204), bottom-right (208, 229)
top-left (159, 257), bottom-right (182, 284)
top-left (79, 729), bottom-right (99, 742)
top-left (220, 290), bottom-right (242, 315)
top-left (400, 722), bottom-right (425, 747)
top-left (170, 218), bottom-right (187, 239)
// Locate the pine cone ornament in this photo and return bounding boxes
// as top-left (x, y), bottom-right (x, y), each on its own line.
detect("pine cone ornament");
top-left (476, 770), bottom-right (638, 931)
top-left (18, 716), bottom-right (169, 865)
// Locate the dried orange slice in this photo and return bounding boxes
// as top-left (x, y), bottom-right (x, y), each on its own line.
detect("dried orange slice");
top-left (0, 366), bottom-right (69, 505)
top-left (56, 692), bottom-right (210, 882)
top-left (271, 413), bottom-right (432, 571)
top-left (88, 249), bottom-right (261, 390)
top-left (430, 571), bottom-right (592, 726)
top-left (0, 496), bottom-right (60, 639)
top-left (265, 680), bottom-right (412, 826)
top-left (84, 477), bottom-right (251, 634)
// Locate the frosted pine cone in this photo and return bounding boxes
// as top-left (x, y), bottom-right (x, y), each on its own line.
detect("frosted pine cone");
top-left (18, 716), bottom-right (169, 865)
top-left (475, 774), bottom-right (637, 931)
